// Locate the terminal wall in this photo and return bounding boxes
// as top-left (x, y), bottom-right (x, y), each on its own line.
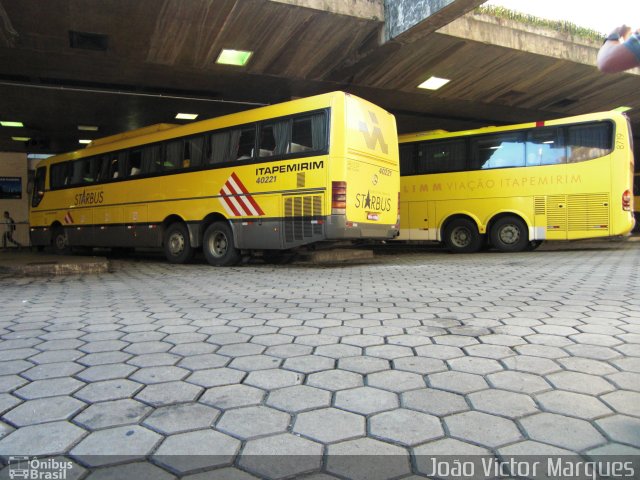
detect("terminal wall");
top-left (0, 151), bottom-right (29, 246)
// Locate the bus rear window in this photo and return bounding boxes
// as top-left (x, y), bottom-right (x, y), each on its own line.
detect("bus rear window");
top-left (566, 122), bottom-right (613, 162)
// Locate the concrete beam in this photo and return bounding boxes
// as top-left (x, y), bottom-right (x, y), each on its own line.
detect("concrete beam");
top-left (438, 12), bottom-right (639, 75)
top-left (384, 0), bottom-right (484, 43)
top-left (269, 0), bottom-right (384, 20)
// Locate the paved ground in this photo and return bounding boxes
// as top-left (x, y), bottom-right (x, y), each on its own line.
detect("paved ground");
top-left (0, 240), bottom-right (639, 479)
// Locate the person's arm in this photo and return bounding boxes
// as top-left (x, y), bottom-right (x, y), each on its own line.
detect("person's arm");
top-left (597, 25), bottom-right (640, 73)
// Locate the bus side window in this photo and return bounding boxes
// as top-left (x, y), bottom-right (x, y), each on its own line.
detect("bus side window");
top-left (186, 136), bottom-right (206, 167)
top-left (566, 123), bottom-right (613, 163)
top-left (421, 140), bottom-right (466, 173)
top-left (97, 155), bottom-right (110, 182)
top-left (210, 131), bottom-right (231, 164)
top-left (471, 133), bottom-right (525, 170)
top-left (128, 150), bottom-right (143, 176)
top-left (399, 144), bottom-right (417, 175)
top-left (70, 159), bottom-right (84, 185)
top-left (260, 119), bottom-right (289, 156)
top-left (236, 127), bottom-right (256, 161)
top-left (526, 128), bottom-right (565, 166)
top-left (162, 141), bottom-right (181, 171)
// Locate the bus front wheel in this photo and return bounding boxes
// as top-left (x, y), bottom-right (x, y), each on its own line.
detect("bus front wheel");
top-left (443, 218), bottom-right (482, 253)
top-left (203, 221), bottom-right (241, 266)
top-left (163, 223), bottom-right (194, 264)
top-left (52, 226), bottom-right (70, 255)
top-left (490, 216), bottom-right (529, 252)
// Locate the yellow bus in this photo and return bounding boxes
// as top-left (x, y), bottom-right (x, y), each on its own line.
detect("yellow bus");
top-left (398, 111), bottom-right (635, 253)
top-left (30, 91), bottom-right (399, 265)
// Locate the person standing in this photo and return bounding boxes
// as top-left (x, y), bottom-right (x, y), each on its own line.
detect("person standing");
top-left (597, 25), bottom-right (640, 73)
top-left (2, 211), bottom-right (21, 249)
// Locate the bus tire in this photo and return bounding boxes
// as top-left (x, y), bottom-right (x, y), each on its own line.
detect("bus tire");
top-left (490, 216), bottom-right (529, 252)
top-left (52, 226), bottom-right (71, 255)
top-left (203, 221), bottom-right (241, 266)
top-left (163, 223), bottom-right (194, 264)
top-left (443, 218), bottom-right (482, 253)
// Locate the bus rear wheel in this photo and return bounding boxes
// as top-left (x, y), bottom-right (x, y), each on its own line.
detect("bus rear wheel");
top-left (490, 216), bottom-right (529, 252)
top-left (203, 221), bottom-right (241, 266)
top-left (163, 223), bottom-right (194, 264)
top-left (443, 218), bottom-right (482, 253)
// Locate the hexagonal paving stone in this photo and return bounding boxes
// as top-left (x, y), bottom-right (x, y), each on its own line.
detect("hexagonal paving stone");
top-left (266, 385), bottom-right (331, 413)
top-left (487, 371), bottom-right (551, 394)
top-left (3, 396), bottom-right (85, 426)
top-left (445, 411), bottom-right (523, 448)
top-left (520, 413), bottom-right (607, 451)
top-left (401, 388), bottom-right (469, 416)
top-left (392, 356), bottom-right (447, 374)
top-left (413, 438), bottom-right (491, 474)
top-left (367, 369), bottom-right (426, 392)
top-left (338, 356), bottom-right (389, 375)
top-left (229, 354), bottom-right (282, 371)
top-left (199, 384), bottom-right (265, 410)
top-left (186, 368), bottom-right (246, 388)
top-left (468, 389), bottom-right (539, 418)
top-left (13, 377), bottom-right (84, 399)
top-left (334, 386), bottom-right (399, 415)
top-left (244, 368), bottom-right (303, 390)
top-left (536, 391), bottom-right (612, 420)
top-left (22, 362), bottom-right (85, 380)
top-left (152, 429), bottom-right (240, 474)
top-left (595, 415), bottom-right (640, 448)
top-left (216, 343), bottom-right (266, 357)
top-left (369, 408), bottom-right (443, 446)
top-left (217, 405), bottom-right (290, 440)
top-left (282, 355), bottom-right (334, 374)
top-left (428, 371), bottom-right (488, 394)
top-left (447, 356), bottom-right (503, 375)
top-left (177, 353), bottom-right (230, 370)
top-left (143, 403), bottom-right (220, 435)
top-left (314, 344), bottom-right (362, 359)
top-left (0, 421), bottom-right (87, 456)
top-left (502, 355), bottom-right (561, 375)
top-left (326, 437), bottom-right (411, 480)
top-left (75, 364), bottom-right (137, 382)
top-left (294, 408), bottom-right (365, 444)
top-left (70, 425), bottom-right (162, 467)
top-left (73, 399), bottom-right (152, 430)
top-left (74, 379), bottom-right (143, 402)
top-left (129, 366), bottom-right (189, 384)
top-left (545, 371), bottom-right (616, 396)
top-left (135, 380), bottom-right (203, 407)
top-left (365, 345), bottom-right (414, 360)
top-left (306, 370), bottom-right (363, 391)
top-left (239, 433), bottom-right (323, 479)
top-left (601, 390), bottom-right (640, 417)
top-left (414, 344), bottom-right (464, 360)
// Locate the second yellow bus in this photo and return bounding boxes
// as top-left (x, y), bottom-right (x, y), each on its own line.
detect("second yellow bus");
top-left (398, 111), bottom-right (635, 253)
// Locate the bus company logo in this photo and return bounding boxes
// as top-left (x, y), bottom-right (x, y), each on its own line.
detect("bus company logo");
top-left (359, 111), bottom-right (388, 154)
top-left (218, 172), bottom-right (265, 217)
top-left (63, 212), bottom-right (74, 225)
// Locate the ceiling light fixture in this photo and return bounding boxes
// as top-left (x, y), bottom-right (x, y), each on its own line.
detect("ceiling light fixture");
top-left (78, 125), bottom-right (99, 131)
top-left (418, 76), bottom-right (451, 91)
top-left (79, 139), bottom-right (92, 144)
top-left (11, 136), bottom-right (30, 141)
top-left (1, 121), bottom-right (24, 127)
top-left (216, 49), bottom-right (253, 66)
top-left (175, 113), bottom-right (198, 120)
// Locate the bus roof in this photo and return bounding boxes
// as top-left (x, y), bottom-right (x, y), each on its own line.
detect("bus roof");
top-left (39, 91), bottom-right (357, 165)
top-left (398, 110), bottom-right (627, 144)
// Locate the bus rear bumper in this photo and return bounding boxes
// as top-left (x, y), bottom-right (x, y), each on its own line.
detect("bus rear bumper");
top-left (325, 215), bottom-right (399, 240)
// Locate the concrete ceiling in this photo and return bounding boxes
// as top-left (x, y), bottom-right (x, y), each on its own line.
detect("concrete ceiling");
top-left (1, 0), bottom-right (639, 155)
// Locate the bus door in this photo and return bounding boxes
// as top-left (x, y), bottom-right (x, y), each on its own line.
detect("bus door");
top-left (407, 201), bottom-right (434, 240)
